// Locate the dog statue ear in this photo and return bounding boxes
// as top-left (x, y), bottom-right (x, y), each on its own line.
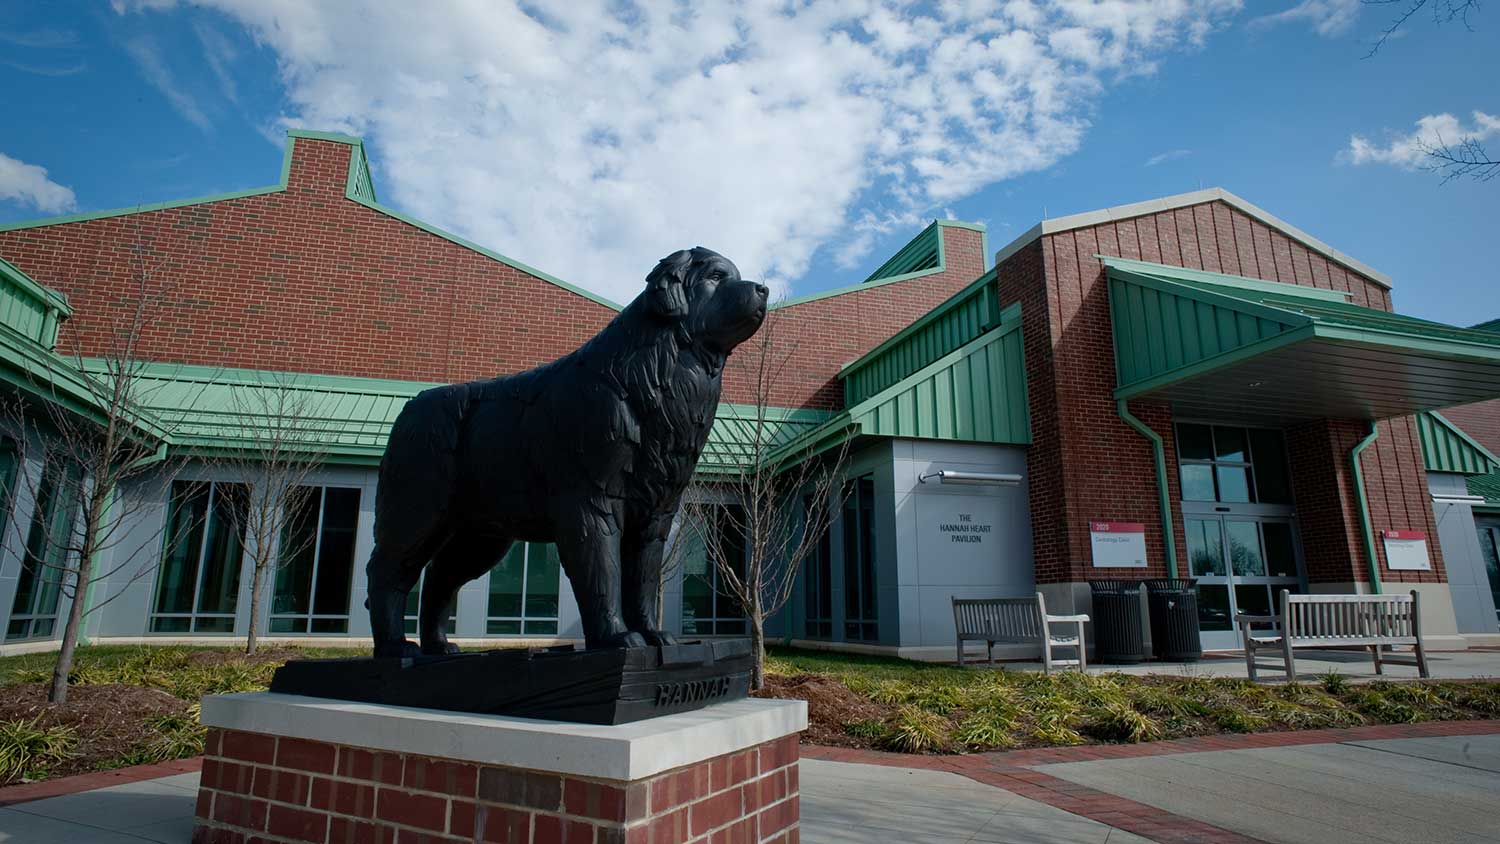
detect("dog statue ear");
top-left (645, 250), bottom-right (692, 320)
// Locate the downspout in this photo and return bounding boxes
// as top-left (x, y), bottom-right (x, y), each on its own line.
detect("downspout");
top-left (1117, 400), bottom-right (1179, 578)
top-left (1350, 421), bottom-right (1383, 594)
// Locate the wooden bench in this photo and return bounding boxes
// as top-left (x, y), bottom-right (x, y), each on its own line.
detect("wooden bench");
top-left (1238, 590), bottom-right (1430, 681)
top-left (952, 594), bottom-right (1089, 673)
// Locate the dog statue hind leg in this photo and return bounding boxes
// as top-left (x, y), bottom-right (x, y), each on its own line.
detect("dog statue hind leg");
top-left (419, 534), bottom-right (515, 655)
top-left (621, 509), bottom-right (679, 646)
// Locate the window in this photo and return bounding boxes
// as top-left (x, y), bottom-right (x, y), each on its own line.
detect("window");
top-left (7, 460), bottom-right (81, 641)
top-left (1176, 424), bottom-right (1292, 505)
top-left (487, 542), bottom-right (561, 635)
top-left (270, 487), bottom-right (361, 634)
top-left (842, 477), bottom-right (878, 642)
top-left (802, 494), bottom-right (833, 639)
top-left (404, 571), bottom-right (457, 636)
top-left (150, 481), bottom-right (248, 634)
top-left (0, 438), bottom-right (18, 542)
top-left (681, 505), bottom-right (747, 636)
top-left (1479, 525), bottom-right (1500, 625)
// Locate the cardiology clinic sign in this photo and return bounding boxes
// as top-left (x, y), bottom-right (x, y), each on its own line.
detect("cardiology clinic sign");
top-left (1090, 522), bottom-right (1147, 568)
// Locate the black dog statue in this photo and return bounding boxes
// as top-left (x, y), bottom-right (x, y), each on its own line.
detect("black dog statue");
top-left (366, 248), bottom-right (768, 657)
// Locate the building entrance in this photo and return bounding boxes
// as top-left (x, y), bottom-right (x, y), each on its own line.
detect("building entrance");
top-left (1175, 423), bottom-right (1305, 650)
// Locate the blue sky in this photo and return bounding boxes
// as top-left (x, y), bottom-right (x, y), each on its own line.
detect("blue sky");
top-left (1, 1), bottom-right (1495, 324)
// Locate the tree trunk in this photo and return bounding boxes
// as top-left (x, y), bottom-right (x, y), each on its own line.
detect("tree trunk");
top-left (48, 561), bottom-right (89, 704)
top-left (246, 559), bottom-right (265, 656)
top-left (749, 614), bottom-right (766, 691)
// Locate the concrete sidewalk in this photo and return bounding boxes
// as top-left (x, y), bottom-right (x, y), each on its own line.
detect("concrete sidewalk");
top-left (1038, 734), bottom-right (1500, 844)
top-left (3, 729), bottom-right (1498, 843)
top-left (0, 760), bottom-right (1148, 844)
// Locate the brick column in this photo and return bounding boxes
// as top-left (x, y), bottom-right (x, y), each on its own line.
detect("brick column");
top-left (192, 694), bottom-right (805, 844)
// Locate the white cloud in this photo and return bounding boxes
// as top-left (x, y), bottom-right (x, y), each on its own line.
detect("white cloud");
top-left (123, 35), bottom-right (213, 131)
top-left (118, 0), bottom-right (1241, 303)
top-left (1344, 111), bottom-right (1500, 168)
top-left (0, 152), bottom-right (78, 214)
top-left (1144, 148), bottom-right (1192, 167)
top-left (1251, 0), bottom-right (1361, 37)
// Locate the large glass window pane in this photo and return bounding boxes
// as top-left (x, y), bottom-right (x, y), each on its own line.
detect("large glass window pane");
top-left (842, 477), bottom-right (878, 641)
top-left (487, 545), bottom-right (527, 618)
top-left (1478, 527), bottom-right (1500, 621)
top-left (858, 479), bottom-right (876, 626)
top-left (1261, 522), bottom-right (1298, 578)
top-left (312, 487), bottom-right (359, 617)
top-left (1180, 465), bottom-right (1215, 501)
top-left (0, 438), bottom-right (17, 542)
top-left (1213, 426), bottom-right (1248, 462)
top-left (524, 544), bottom-right (561, 620)
top-left (1234, 584), bottom-right (1272, 618)
top-left (1249, 430), bottom-right (1292, 504)
top-left (272, 490), bottom-right (319, 617)
top-left (802, 494), bottom-right (832, 639)
top-left (195, 484), bottom-right (247, 616)
top-left (1186, 518), bottom-right (1225, 577)
top-left (1177, 424), bottom-right (1214, 461)
top-left (154, 482), bottom-right (209, 616)
top-left (1215, 466), bottom-right (1253, 503)
top-left (1226, 520), bottom-right (1265, 576)
top-left (1197, 584), bottom-right (1233, 631)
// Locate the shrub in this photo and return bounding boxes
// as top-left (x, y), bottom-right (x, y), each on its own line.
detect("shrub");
top-left (1320, 670), bottom-right (1348, 695)
top-left (843, 718), bottom-right (891, 743)
top-left (882, 705), bottom-right (949, 753)
top-left (1084, 702), bottom-right (1164, 744)
top-left (110, 705), bottom-right (207, 767)
top-left (1210, 706), bottom-right (1269, 733)
top-left (0, 718), bottom-right (76, 784)
top-left (953, 711), bottom-right (1018, 750)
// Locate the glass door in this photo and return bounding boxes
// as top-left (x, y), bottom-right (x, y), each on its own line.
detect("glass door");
top-left (1186, 514), bottom-right (1303, 650)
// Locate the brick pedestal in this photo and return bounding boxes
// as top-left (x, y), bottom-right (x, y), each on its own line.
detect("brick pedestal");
top-left (191, 693), bottom-right (805, 844)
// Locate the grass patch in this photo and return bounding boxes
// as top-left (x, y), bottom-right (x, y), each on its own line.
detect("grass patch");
top-left (0, 717), bottom-right (77, 782)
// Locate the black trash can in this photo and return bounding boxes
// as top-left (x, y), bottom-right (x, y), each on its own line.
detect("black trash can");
top-left (1146, 578), bottom-right (1202, 662)
top-left (1087, 580), bottom-right (1145, 664)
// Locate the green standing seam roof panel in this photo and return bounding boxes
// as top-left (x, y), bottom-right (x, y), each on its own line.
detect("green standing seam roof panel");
top-left (0, 257), bottom-right (71, 349)
top-left (1418, 411), bottom-right (1500, 475)
top-left (842, 268), bottom-right (1004, 405)
top-left (698, 405), bottom-right (835, 475)
top-left (1472, 318), bottom-right (1500, 334)
top-left (1468, 469), bottom-right (1500, 507)
top-left (864, 221), bottom-right (943, 283)
top-left (1103, 256), bottom-right (1500, 423)
top-left (771, 311), bottom-right (1029, 466)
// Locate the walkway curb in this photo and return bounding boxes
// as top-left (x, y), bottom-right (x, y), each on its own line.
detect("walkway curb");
top-left (0, 756), bottom-right (201, 808)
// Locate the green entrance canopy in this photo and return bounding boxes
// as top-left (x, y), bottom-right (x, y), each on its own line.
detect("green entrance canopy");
top-left (1105, 257), bottom-right (1500, 425)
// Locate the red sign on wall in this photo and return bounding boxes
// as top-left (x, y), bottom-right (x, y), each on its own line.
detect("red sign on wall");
top-left (1090, 522), bottom-right (1146, 533)
top-left (1381, 530), bottom-right (1427, 541)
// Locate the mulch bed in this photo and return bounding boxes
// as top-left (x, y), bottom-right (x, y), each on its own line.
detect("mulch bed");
top-left (0, 683), bottom-right (191, 784)
top-left (755, 673), bottom-right (896, 748)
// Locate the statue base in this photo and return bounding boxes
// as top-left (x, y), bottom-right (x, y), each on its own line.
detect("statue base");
top-left (268, 639), bottom-right (753, 725)
top-left (191, 692), bottom-right (806, 844)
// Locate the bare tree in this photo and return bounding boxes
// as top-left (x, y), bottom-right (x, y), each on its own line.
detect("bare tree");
top-left (1419, 133), bottom-right (1500, 182)
top-left (0, 235), bottom-right (200, 704)
top-left (215, 372), bottom-right (330, 655)
top-left (683, 310), bottom-right (850, 689)
top-left (1364, 1), bottom-right (1483, 56)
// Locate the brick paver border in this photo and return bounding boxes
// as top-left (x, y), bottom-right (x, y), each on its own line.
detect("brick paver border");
top-left (0, 757), bottom-right (201, 808)
top-left (804, 719), bottom-right (1500, 844)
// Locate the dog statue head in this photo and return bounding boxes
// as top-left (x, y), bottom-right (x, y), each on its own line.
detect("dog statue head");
top-left (645, 247), bottom-right (768, 355)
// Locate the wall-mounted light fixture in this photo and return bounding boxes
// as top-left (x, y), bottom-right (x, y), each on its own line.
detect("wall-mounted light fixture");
top-left (918, 470), bottom-right (1023, 487)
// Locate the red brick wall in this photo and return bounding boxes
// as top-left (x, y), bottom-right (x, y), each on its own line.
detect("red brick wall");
top-left (195, 727), bottom-right (801, 844)
top-left (1003, 198), bottom-right (1440, 585)
top-left (721, 225), bottom-right (987, 410)
top-left (0, 136), bottom-right (985, 415)
top-left (1441, 398), bottom-right (1500, 455)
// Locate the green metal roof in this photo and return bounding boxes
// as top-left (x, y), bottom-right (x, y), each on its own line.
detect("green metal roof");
top-left (864, 221), bottom-right (943, 283)
top-left (841, 269), bottom-right (1005, 405)
top-left (1105, 257), bottom-right (1500, 425)
top-left (92, 361), bottom-right (435, 464)
top-left (1474, 318), bottom-right (1500, 335)
top-left (772, 306), bottom-right (1028, 465)
top-left (1469, 469), bottom-right (1500, 510)
top-left (697, 405), bottom-right (835, 475)
top-left (0, 257), bottom-right (70, 350)
top-left (1417, 411), bottom-right (1500, 476)
top-left (773, 220), bottom-right (988, 309)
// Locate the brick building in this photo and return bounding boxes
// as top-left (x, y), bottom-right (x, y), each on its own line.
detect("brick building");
top-left (0, 130), bottom-right (1496, 657)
